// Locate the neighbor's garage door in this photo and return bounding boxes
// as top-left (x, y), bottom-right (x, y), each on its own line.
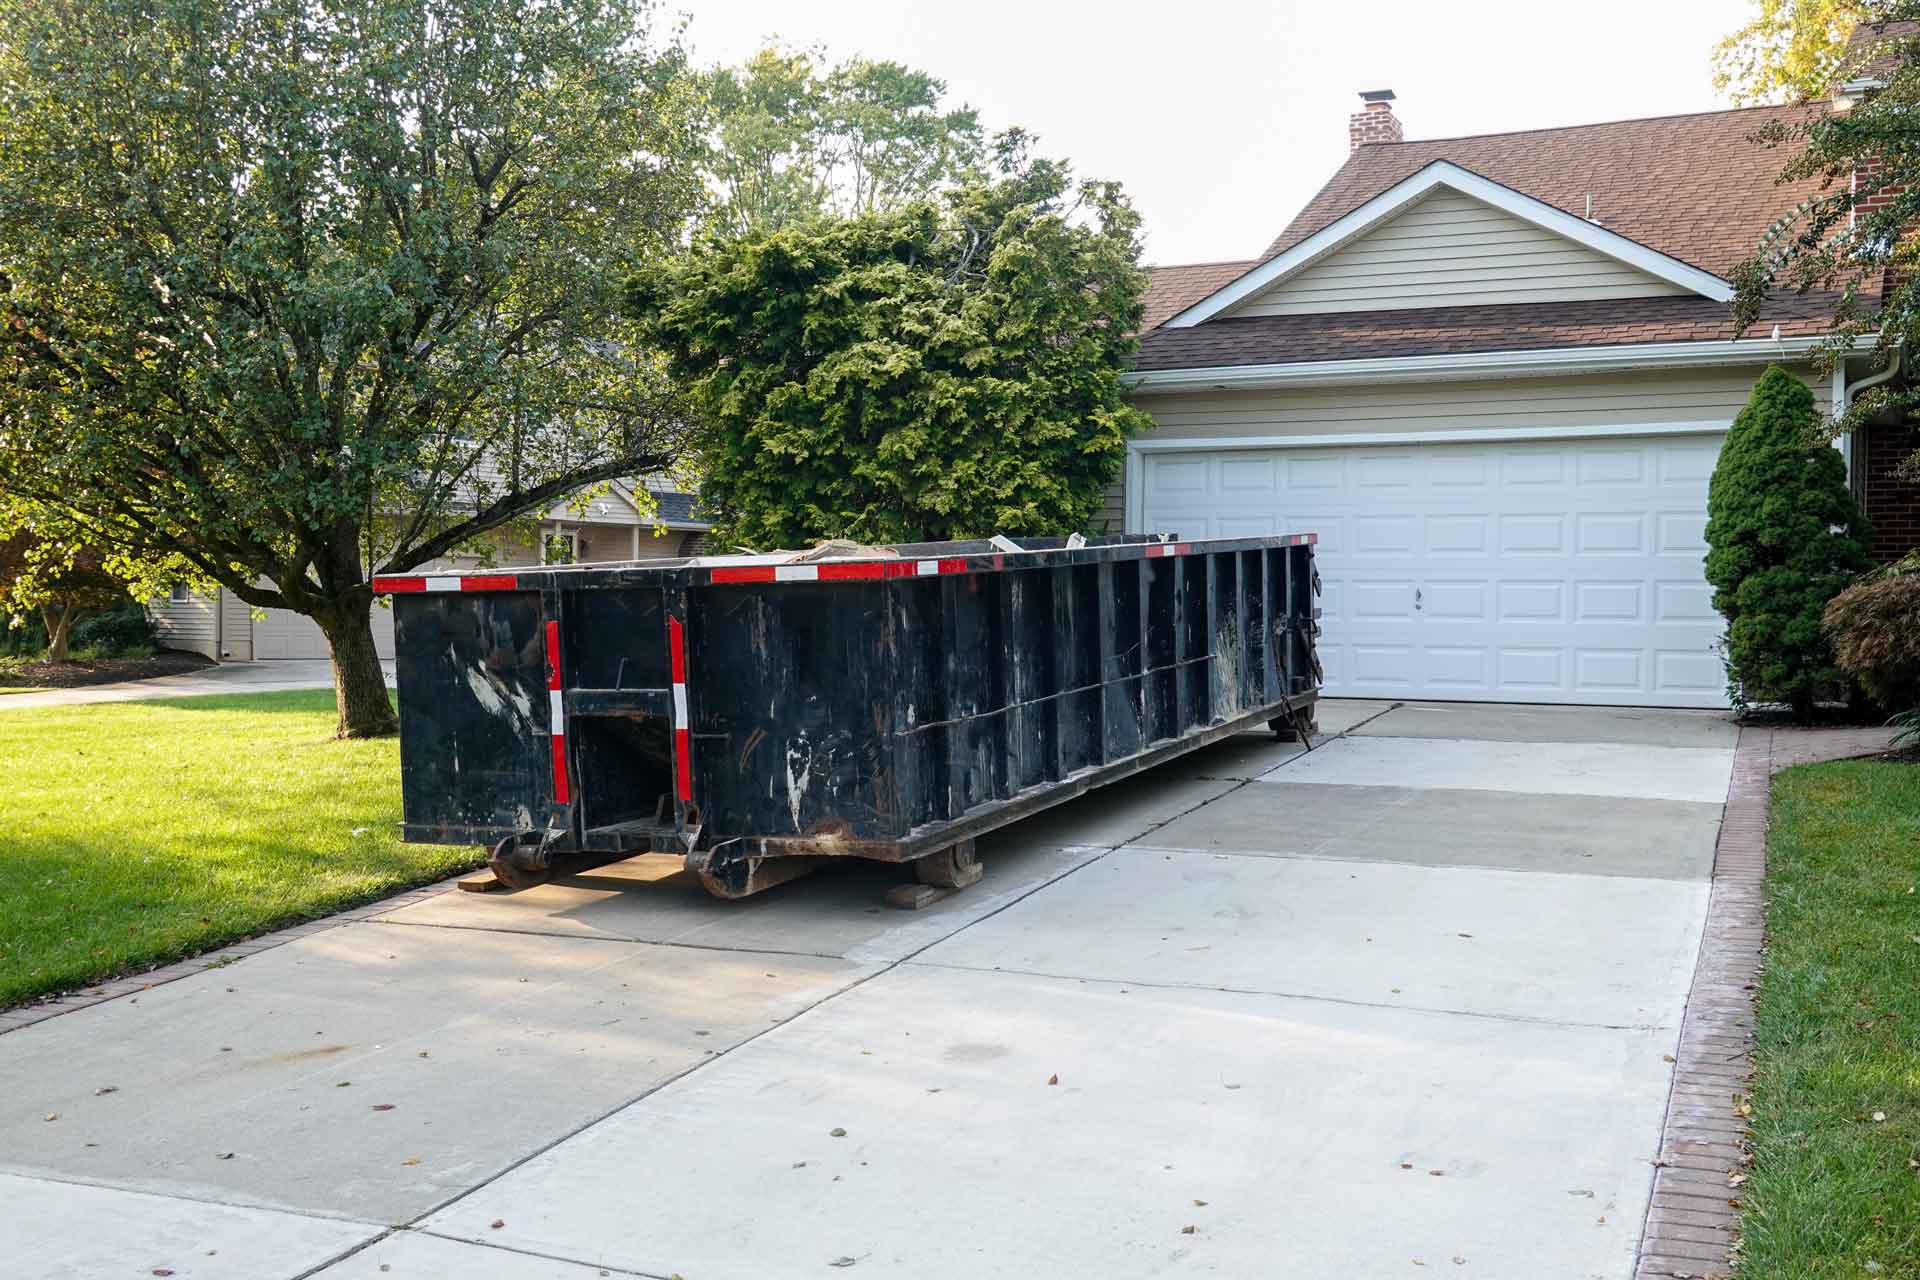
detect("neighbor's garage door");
top-left (1138, 433), bottom-right (1728, 708)
top-left (251, 603), bottom-right (396, 661)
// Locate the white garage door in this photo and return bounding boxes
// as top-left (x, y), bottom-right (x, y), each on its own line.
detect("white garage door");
top-left (251, 602), bottom-right (396, 661)
top-left (1137, 433), bottom-right (1729, 708)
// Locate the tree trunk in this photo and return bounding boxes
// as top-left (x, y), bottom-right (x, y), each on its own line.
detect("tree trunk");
top-left (42, 601), bottom-right (76, 664)
top-left (316, 602), bottom-right (397, 738)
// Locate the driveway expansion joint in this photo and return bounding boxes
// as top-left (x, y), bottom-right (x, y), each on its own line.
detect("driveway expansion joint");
top-left (1631, 722), bottom-right (1895, 1280)
top-left (905, 958), bottom-right (1678, 1033)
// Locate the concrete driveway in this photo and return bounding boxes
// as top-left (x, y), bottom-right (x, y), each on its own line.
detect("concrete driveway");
top-left (0, 699), bottom-right (1734, 1278)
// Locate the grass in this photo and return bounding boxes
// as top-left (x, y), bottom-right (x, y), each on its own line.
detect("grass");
top-left (0, 690), bottom-right (482, 1009)
top-left (1739, 759), bottom-right (1920, 1277)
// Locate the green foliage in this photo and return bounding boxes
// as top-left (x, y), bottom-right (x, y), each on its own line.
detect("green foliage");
top-left (0, 0), bottom-right (704, 732)
top-left (629, 136), bottom-right (1152, 547)
top-left (1823, 559), bottom-right (1920, 707)
top-left (700, 45), bottom-right (982, 238)
top-left (71, 601), bottom-right (157, 655)
top-left (1713, 0), bottom-right (1867, 104)
top-left (1705, 366), bottom-right (1873, 714)
top-left (1729, 3), bottom-right (1920, 486)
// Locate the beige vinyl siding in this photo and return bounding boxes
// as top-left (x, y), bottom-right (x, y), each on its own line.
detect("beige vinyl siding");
top-left (1226, 189), bottom-right (1692, 317)
top-left (1094, 480), bottom-right (1126, 535)
top-left (220, 590), bottom-right (254, 660)
top-left (147, 591), bottom-right (219, 659)
top-left (1130, 367), bottom-right (1803, 443)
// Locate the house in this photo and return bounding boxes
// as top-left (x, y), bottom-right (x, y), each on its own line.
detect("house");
top-left (149, 479), bottom-right (711, 662)
top-left (1120, 89), bottom-right (1917, 710)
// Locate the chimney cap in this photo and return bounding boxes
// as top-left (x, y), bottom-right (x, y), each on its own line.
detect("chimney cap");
top-left (1358, 89), bottom-right (1397, 104)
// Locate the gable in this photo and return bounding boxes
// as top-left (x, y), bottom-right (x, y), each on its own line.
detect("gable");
top-left (1222, 187), bottom-right (1692, 319)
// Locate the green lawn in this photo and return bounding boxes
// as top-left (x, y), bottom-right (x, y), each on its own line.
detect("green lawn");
top-left (0, 691), bottom-right (482, 1009)
top-left (1739, 759), bottom-right (1920, 1277)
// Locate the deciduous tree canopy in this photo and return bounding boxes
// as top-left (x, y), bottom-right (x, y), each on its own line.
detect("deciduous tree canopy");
top-left (0, 0), bottom-right (704, 735)
top-left (1730, 4), bottom-right (1920, 487)
top-left (701, 46), bottom-right (983, 238)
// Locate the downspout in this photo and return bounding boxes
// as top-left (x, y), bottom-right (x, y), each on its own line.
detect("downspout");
top-left (1838, 345), bottom-right (1904, 491)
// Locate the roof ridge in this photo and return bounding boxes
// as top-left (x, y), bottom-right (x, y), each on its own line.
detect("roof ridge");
top-left (1388, 99), bottom-right (1822, 148)
top-left (1145, 257), bottom-right (1259, 270)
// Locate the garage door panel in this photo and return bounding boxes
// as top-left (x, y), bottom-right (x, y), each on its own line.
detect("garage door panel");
top-left (1139, 433), bottom-right (1729, 708)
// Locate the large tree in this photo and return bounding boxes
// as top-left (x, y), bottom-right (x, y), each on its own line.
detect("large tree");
top-left (1713, 0), bottom-right (1868, 103)
top-left (629, 133), bottom-right (1152, 548)
top-left (0, 0), bottom-right (703, 736)
top-left (700, 46), bottom-right (982, 239)
top-left (1729, 3), bottom-right (1920, 486)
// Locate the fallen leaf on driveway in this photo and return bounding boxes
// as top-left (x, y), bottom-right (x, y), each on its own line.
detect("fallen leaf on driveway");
top-left (830, 1127), bottom-right (847, 1138)
top-left (400, 1157), bottom-right (421, 1166)
top-left (829, 1258), bottom-right (857, 1268)
top-left (371, 1104), bottom-right (396, 1112)
top-left (1428, 1169), bottom-right (1444, 1177)
top-left (1179, 1225), bottom-right (1197, 1235)
top-left (215, 1152), bottom-right (234, 1160)
top-left (94, 1086), bottom-right (118, 1096)
top-left (490, 1219), bottom-right (505, 1230)
top-left (1047, 1074), bottom-right (1059, 1086)
top-left (43, 1113), bottom-right (56, 1122)
top-left (152, 1270), bottom-right (174, 1277)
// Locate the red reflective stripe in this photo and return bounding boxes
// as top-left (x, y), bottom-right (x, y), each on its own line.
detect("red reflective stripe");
top-left (937, 558), bottom-right (968, 574)
top-left (372, 576), bottom-right (426, 593)
top-left (815, 562), bottom-right (891, 581)
top-left (709, 565), bottom-right (777, 584)
top-left (549, 734), bottom-right (570, 804)
top-left (460, 574), bottom-right (519, 592)
top-left (667, 616), bottom-right (687, 684)
top-left (673, 728), bottom-right (693, 802)
top-left (544, 620), bottom-right (563, 691)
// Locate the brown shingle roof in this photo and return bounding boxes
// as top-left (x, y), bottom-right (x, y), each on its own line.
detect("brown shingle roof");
top-left (1131, 102), bottom-right (1857, 369)
top-left (1133, 291), bottom-right (1846, 372)
top-left (1259, 102), bottom-right (1834, 272)
top-left (1140, 260), bottom-right (1258, 330)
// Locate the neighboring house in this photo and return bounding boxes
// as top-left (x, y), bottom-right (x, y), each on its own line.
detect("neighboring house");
top-left (149, 480), bottom-right (711, 662)
top-left (1120, 89), bottom-right (1918, 710)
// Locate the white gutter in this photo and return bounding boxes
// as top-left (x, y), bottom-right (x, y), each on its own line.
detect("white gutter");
top-left (1123, 335), bottom-right (1830, 394)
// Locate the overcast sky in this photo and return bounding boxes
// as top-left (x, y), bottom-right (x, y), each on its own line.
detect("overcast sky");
top-left (673, 0), bottom-right (1759, 265)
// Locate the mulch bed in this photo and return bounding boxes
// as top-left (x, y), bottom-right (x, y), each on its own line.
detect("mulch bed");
top-left (0, 651), bottom-right (216, 689)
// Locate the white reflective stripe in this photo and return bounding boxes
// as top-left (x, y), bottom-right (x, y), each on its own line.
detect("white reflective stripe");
top-left (671, 684), bottom-right (688, 726)
top-left (549, 689), bottom-right (565, 731)
top-left (425, 576), bottom-right (461, 591)
top-left (917, 560), bottom-right (938, 575)
top-left (773, 565), bottom-right (820, 582)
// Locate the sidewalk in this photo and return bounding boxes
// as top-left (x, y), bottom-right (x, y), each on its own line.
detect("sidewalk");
top-left (0, 660), bottom-right (390, 711)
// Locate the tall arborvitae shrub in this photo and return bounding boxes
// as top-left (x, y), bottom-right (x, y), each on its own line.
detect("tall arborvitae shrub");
top-left (1704, 365), bottom-right (1873, 717)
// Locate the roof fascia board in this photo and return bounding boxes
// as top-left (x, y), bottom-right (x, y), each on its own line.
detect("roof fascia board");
top-left (1123, 335), bottom-right (1827, 393)
top-left (1164, 160), bottom-right (1733, 329)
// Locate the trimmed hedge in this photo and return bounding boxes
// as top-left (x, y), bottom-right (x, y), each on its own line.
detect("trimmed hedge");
top-left (1704, 366), bottom-right (1873, 716)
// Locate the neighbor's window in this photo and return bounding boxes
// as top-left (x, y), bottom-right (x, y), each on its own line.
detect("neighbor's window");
top-left (542, 532), bottom-right (577, 565)
top-left (169, 584), bottom-right (192, 602)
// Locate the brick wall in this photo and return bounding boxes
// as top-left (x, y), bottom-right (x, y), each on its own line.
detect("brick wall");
top-left (1862, 420), bottom-right (1920, 561)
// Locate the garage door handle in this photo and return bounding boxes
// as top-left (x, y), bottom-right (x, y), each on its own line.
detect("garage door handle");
top-left (1414, 587), bottom-right (1423, 611)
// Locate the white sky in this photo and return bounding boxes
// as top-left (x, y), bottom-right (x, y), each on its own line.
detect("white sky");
top-left (673, 0), bottom-right (1758, 265)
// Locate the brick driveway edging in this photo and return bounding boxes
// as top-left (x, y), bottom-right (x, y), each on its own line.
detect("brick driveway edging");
top-left (0, 874), bottom-right (470, 1038)
top-left (1634, 723), bottom-right (1894, 1280)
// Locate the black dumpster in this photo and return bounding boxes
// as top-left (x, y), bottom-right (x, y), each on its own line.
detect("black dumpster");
top-left (372, 533), bottom-right (1320, 898)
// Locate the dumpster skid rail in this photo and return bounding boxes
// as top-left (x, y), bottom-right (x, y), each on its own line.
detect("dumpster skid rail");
top-left (372, 532), bottom-right (1321, 899)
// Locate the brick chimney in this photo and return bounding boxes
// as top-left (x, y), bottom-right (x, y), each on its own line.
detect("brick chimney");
top-left (1350, 89), bottom-right (1403, 150)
